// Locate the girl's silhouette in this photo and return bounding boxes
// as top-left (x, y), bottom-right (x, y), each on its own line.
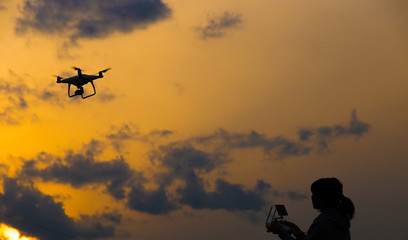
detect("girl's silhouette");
top-left (266, 177), bottom-right (354, 240)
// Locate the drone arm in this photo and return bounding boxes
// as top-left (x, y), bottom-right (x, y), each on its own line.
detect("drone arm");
top-left (74, 68), bottom-right (82, 77)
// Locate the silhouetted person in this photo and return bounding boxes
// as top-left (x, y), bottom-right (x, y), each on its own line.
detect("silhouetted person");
top-left (266, 177), bottom-right (354, 240)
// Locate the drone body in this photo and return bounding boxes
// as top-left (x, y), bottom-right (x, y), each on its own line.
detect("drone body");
top-left (55, 67), bottom-right (111, 99)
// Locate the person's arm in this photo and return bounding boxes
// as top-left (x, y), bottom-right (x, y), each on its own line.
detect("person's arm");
top-left (284, 221), bottom-right (306, 238)
top-left (266, 222), bottom-right (306, 240)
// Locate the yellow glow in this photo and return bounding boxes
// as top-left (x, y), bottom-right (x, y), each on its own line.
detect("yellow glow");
top-left (0, 224), bottom-right (39, 240)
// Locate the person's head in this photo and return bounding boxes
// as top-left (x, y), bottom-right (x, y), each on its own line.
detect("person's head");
top-left (311, 177), bottom-right (355, 220)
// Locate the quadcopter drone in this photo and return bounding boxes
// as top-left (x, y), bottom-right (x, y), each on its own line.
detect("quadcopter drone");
top-left (54, 67), bottom-right (111, 99)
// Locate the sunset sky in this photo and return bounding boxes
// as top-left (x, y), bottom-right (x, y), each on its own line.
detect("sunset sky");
top-left (0, 0), bottom-right (407, 239)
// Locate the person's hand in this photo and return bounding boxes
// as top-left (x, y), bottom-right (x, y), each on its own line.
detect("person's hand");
top-left (265, 222), bottom-right (284, 234)
top-left (282, 221), bottom-right (304, 236)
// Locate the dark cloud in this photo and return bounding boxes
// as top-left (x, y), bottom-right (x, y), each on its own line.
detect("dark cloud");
top-left (206, 179), bottom-right (269, 211)
top-left (18, 139), bottom-right (303, 216)
top-left (15, 0), bottom-right (171, 42)
top-left (21, 152), bottom-right (135, 199)
top-left (0, 79), bottom-right (50, 125)
top-left (298, 129), bottom-right (314, 141)
top-left (43, 141), bottom-right (267, 214)
top-left (126, 144), bottom-right (233, 214)
top-left (82, 139), bottom-right (106, 157)
top-left (151, 144), bottom-right (227, 180)
top-left (127, 184), bottom-right (180, 214)
top-left (179, 179), bottom-right (270, 211)
top-left (0, 177), bottom-right (120, 240)
top-left (144, 144), bottom-right (271, 213)
top-left (196, 11), bottom-right (243, 39)
top-left (175, 170), bottom-right (207, 209)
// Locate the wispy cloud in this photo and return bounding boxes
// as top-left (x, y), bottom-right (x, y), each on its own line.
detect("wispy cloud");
top-left (196, 11), bottom-right (243, 39)
top-left (15, 0), bottom-right (171, 43)
top-left (192, 109), bottom-right (370, 157)
top-left (0, 75), bottom-right (59, 125)
top-left (193, 129), bottom-right (312, 159)
top-left (297, 109), bottom-right (371, 152)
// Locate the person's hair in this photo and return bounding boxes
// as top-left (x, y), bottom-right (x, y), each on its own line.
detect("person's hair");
top-left (311, 177), bottom-right (355, 220)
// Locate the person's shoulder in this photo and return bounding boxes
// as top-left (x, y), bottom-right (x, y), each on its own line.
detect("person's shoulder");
top-left (314, 208), bottom-right (350, 230)
top-left (311, 214), bottom-right (333, 228)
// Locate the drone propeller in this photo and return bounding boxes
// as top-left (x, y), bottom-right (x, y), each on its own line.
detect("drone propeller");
top-left (93, 68), bottom-right (112, 75)
top-left (53, 75), bottom-right (64, 82)
top-left (100, 68), bottom-right (112, 73)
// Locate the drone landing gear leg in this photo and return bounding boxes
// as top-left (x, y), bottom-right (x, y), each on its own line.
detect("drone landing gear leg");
top-left (81, 81), bottom-right (96, 99)
top-left (68, 84), bottom-right (75, 97)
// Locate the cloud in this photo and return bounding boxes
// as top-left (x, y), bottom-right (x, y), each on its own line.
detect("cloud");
top-left (194, 129), bottom-right (312, 158)
top-left (193, 110), bottom-right (370, 156)
top-left (146, 143), bottom-right (304, 213)
top-left (15, 0), bottom-right (171, 42)
top-left (0, 77), bottom-right (59, 125)
top-left (20, 152), bottom-right (136, 199)
top-left (106, 123), bottom-right (172, 151)
top-left (150, 144), bottom-right (227, 180)
top-left (178, 178), bottom-right (270, 211)
top-left (97, 88), bottom-right (117, 102)
top-left (19, 138), bottom-right (282, 216)
top-left (297, 109), bottom-right (371, 151)
top-left (196, 11), bottom-right (243, 39)
top-left (106, 124), bottom-right (172, 141)
top-left (0, 177), bottom-right (120, 240)
top-left (127, 184), bottom-right (180, 214)
top-left (144, 144), bottom-right (271, 213)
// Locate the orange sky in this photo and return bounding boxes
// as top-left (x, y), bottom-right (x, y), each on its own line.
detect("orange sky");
top-left (0, 0), bottom-right (407, 239)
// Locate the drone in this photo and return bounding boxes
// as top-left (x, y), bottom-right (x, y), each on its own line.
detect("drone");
top-left (54, 67), bottom-right (111, 99)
